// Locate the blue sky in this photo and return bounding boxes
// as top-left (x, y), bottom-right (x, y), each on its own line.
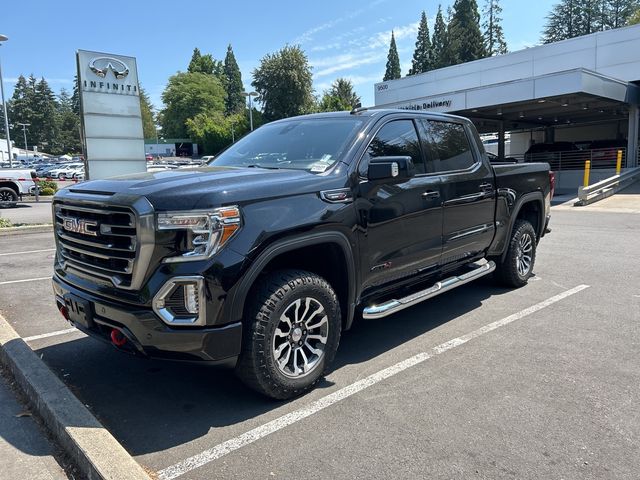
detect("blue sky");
top-left (1, 0), bottom-right (556, 111)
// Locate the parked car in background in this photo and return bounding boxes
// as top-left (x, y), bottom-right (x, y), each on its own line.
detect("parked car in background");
top-left (145, 154), bottom-right (154, 161)
top-left (524, 142), bottom-right (580, 169)
top-left (0, 168), bottom-right (37, 207)
top-left (588, 139), bottom-right (627, 169)
top-left (48, 163), bottom-right (84, 180)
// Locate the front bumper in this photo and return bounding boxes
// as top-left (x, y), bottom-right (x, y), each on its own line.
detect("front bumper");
top-left (53, 275), bottom-right (242, 364)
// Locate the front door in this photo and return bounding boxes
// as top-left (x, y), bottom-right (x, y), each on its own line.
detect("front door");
top-left (355, 118), bottom-right (443, 292)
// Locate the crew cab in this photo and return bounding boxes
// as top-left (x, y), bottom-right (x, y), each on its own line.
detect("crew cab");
top-left (52, 110), bottom-right (553, 399)
top-left (0, 168), bottom-right (37, 207)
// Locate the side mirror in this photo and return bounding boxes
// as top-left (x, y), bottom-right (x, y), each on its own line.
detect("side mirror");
top-left (367, 156), bottom-right (415, 181)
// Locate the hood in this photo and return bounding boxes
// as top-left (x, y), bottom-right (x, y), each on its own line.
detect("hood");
top-left (63, 166), bottom-right (344, 211)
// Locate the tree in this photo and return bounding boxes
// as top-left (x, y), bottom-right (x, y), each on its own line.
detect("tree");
top-left (7, 76), bottom-right (32, 144)
top-left (409, 11), bottom-right (433, 75)
top-left (139, 87), bottom-right (156, 139)
top-left (446, 0), bottom-right (487, 65)
top-left (252, 45), bottom-right (315, 121)
top-left (31, 78), bottom-right (58, 152)
top-left (186, 111), bottom-right (250, 155)
top-left (629, 7), bottom-right (640, 23)
top-left (223, 44), bottom-right (245, 115)
top-left (482, 0), bottom-right (508, 55)
top-left (187, 47), bottom-right (223, 77)
top-left (542, 0), bottom-right (639, 43)
top-left (431, 5), bottom-right (449, 69)
top-left (160, 72), bottom-right (226, 138)
top-left (319, 78), bottom-right (361, 111)
top-left (383, 31), bottom-right (402, 80)
top-left (54, 88), bottom-right (82, 155)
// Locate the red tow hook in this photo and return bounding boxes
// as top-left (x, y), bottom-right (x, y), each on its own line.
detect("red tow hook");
top-left (58, 305), bottom-right (69, 320)
top-left (110, 329), bottom-right (127, 347)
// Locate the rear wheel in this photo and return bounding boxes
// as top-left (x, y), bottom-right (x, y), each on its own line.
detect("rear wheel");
top-left (0, 187), bottom-right (18, 208)
top-left (494, 219), bottom-right (536, 288)
top-left (58, 173), bottom-right (66, 180)
top-left (235, 269), bottom-right (341, 399)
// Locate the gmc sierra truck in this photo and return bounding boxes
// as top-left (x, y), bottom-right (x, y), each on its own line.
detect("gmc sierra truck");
top-left (52, 109), bottom-right (553, 399)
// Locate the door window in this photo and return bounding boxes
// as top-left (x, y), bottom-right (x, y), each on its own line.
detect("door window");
top-left (421, 120), bottom-right (476, 173)
top-left (360, 120), bottom-right (426, 176)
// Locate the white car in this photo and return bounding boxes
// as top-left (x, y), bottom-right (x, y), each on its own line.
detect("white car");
top-left (48, 163), bottom-right (84, 180)
top-left (0, 168), bottom-right (37, 207)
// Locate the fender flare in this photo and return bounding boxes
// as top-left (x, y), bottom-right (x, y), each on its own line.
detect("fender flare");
top-left (501, 191), bottom-right (545, 261)
top-left (228, 231), bottom-right (358, 330)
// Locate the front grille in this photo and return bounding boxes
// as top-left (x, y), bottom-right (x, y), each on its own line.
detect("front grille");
top-left (54, 202), bottom-right (138, 288)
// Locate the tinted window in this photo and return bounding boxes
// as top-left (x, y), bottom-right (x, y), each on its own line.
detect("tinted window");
top-left (212, 118), bottom-right (363, 174)
top-left (422, 120), bottom-right (475, 172)
top-left (360, 120), bottom-right (425, 176)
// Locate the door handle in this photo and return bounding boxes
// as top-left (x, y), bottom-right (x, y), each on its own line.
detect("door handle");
top-left (421, 190), bottom-right (440, 199)
top-left (479, 182), bottom-right (493, 191)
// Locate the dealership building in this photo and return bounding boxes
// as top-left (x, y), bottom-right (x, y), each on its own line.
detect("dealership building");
top-left (374, 24), bottom-right (640, 189)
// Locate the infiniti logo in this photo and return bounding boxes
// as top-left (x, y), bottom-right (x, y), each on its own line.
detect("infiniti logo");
top-left (88, 56), bottom-right (130, 79)
top-left (62, 217), bottom-right (99, 237)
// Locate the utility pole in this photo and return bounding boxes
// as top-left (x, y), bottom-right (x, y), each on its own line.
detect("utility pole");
top-left (0, 34), bottom-right (13, 167)
top-left (17, 122), bottom-right (30, 161)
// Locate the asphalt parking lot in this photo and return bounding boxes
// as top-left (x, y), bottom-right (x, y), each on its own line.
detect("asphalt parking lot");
top-left (0, 206), bottom-right (639, 480)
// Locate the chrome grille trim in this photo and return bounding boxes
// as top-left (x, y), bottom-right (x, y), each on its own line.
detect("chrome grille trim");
top-left (53, 198), bottom-right (154, 290)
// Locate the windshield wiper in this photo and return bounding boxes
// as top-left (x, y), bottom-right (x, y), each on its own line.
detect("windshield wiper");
top-left (245, 164), bottom-right (280, 170)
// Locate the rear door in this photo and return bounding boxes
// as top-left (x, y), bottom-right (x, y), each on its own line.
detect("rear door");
top-left (355, 118), bottom-right (443, 291)
top-left (418, 119), bottom-right (495, 265)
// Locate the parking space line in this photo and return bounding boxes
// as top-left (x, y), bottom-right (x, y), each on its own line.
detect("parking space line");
top-left (23, 328), bottom-right (79, 343)
top-left (0, 277), bottom-right (51, 286)
top-left (0, 248), bottom-right (55, 257)
top-left (158, 284), bottom-right (590, 480)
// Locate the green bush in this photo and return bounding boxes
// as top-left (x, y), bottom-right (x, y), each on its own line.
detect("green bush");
top-left (0, 217), bottom-right (12, 228)
top-left (37, 180), bottom-right (57, 193)
top-left (39, 187), bottom-right (55, 196)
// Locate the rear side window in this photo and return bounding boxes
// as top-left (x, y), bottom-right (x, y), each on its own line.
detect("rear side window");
top-left (360, 119), bottom-right (426, 176)
top-left (421, 120), bottom-right (476, 172)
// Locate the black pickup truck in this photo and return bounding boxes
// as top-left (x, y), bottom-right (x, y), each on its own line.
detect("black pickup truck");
top-left (52, 110), bottom-right (553, 399)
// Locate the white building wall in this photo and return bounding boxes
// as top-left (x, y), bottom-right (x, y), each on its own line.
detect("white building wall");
top-left (375, 23), bottom-right (640, 108)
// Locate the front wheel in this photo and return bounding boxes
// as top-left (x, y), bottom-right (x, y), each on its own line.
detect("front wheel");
top-left (58, 173), bottom-right (66, 180)
top-left (494, 219), bottom-right (537, 288)
top-left (0, 187), bottom-right (18, 207)
top-left (235, 269), bottom-right (341, 399)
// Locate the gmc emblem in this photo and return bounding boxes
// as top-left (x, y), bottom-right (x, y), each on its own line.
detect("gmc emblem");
top-left (62, 217), bottom-right (98, 236)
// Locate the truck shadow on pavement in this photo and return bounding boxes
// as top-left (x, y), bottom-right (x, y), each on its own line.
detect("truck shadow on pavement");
top-left (34, 278), bottom-right (509, 457)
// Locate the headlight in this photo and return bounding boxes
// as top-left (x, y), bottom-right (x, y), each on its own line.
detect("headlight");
top-left (157, 206), bottom-right (241, 262)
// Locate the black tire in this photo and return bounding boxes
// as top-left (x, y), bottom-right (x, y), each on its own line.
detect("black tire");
top-left (494, 219), bottom-right (537, 288)
top-left (58, 173), bottom-right (66, 180)
top-left (235, 269), bottom-right (341, 400)
top-left (0, 187), bottom-right (18, 207)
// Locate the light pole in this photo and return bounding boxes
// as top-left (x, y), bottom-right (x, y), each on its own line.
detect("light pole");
top-left (17, 122), bottom-right (29, 161)
top-left (0, 34), bottom-right (13, 168)
top-left (241, 91), bottom-right (258, 131)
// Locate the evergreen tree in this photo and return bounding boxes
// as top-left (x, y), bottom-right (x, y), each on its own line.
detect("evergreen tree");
top-left (482, 0), bottom-right (508, 55)
top-left (431, 5), bottom-right (449, 69)
top-left (223, 44), bottom-right (245, 115)
top-left (252, 45), bottom-right (315, 121)
top-left (31, 78), bottom-right (58, 151)
top-left (383, 31), bottom-right (401, 81)
top-left (188, 47), bottom-right (223, 76)
top-left (629, 7), bottom-right (640, 23)
top-left (409, 11), bottom-right (433, 75)
top-left (319, 78), bottom-right (361, 111)
top-left (7, 76), bottom-right (32, 144)
top-left (446, 0), bottom-right (487, 65)
top-left (139, 87), bottom-right (156, 139)
top-left (542, 0), bottom-right (638, 43)
top-left (71, 75), bottom-right (80, 115)
top-left (54, 88), bottom-right (82, 155)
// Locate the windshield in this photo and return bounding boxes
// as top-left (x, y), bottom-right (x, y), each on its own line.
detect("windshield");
top-left (211, 117), bottom-right (364, 174)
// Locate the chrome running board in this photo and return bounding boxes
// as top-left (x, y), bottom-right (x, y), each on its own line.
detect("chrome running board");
top-left (362, 260), bottom-right (496, 320)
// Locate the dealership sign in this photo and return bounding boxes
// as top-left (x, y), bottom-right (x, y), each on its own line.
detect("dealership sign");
top-left (399, 99), bottom-right (453, 111)
top-left (76, 50), bottom-right (146, 180)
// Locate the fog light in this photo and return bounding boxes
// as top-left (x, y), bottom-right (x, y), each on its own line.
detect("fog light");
top-left (184, 284), bottom-right (199, 314)
top-left (152, 276), bottom-right (206, 326)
